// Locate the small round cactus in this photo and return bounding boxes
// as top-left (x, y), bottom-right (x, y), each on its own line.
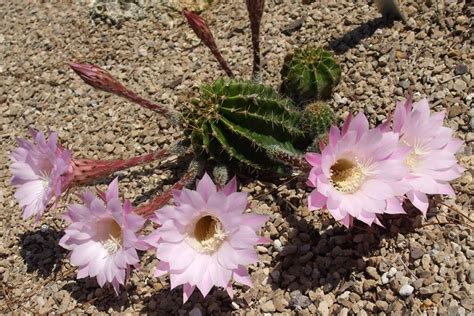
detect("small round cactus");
top-left (186, 79), bottom-right (333, 175)
top-left (280, 47), bottom-right (341, 105)
top-left (299, 101), bottom-right (336, 137)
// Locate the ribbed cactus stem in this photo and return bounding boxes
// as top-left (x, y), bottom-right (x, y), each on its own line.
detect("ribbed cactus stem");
top-left (245, 0), bottom-right (265, 80)
top-left (71, 149), bottom-right (169, 186)
top-left (183, 10), bottom-right (234, 78)
top-left (267, 145), bottom-right (307, 170)
top-left (134, 160), bottom-right (201, 217)
top-left (69, 63), bottom-right (182, 124)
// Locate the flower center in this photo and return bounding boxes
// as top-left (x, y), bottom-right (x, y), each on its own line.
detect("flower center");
top-left (39, 170), bottom-right (50, 189)
top-left (330, 158), bottom-right (365, 193)
top-left (403, 139), bottom-right (428, 172)
top-left (97, 218), bottom-right (123, 254)
top-left (191, 215), bottom-right (226, 254)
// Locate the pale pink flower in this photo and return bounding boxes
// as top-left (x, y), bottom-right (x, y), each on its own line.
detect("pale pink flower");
top-left (149, 173), bottom-right (269, 303)
top-left (59, 178), bottom-right (147, 293)
top-left (391, 98), bottom-right (464, 214)
top-left (305, 113), bottom-right (408, 227)
top-left (10, 128), bottom-right (170, 221)
top-left (10, 128), bottom-right (72, 221)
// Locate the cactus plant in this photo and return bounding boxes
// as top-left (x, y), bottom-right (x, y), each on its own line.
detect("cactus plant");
top-left (186, 79), bottom-right (335, 175)
top-left (281, 47), bottom-right (341, 105)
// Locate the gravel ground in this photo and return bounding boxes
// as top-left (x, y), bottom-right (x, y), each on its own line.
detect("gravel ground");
top-left (0, 0), bottom-right (473, 315)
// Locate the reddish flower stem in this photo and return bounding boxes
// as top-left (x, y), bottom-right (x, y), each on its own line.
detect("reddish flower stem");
top-left (134, 163), bottom-right (199, 217)
top-left (183, 10), bottom-right (234, 78)
top-left (245, 0), bottom-right (265, 80)
top-left (69, 63), bottom-right (181, 123)
top-left (71, 149), bottom-right (169, 186)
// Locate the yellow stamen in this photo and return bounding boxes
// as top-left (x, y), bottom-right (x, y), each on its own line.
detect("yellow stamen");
top-left (330, 158), bottom-right (365, 193)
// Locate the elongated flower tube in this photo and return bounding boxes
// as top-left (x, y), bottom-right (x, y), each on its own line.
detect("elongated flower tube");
top-left (389, 98), bottom-right (464, 215)
top-left (59, 178), bottom-right (147, 293)
top-left (183, 10), bottom-right (234, 78)
top-left (305, 113), bottom-right (409, 227)
top-left (245, 0), bottom-right (265, 80)
top-left (10, 128), bottom-right (171, 221)
top-left (10, 128), bottom-right (72, 221)
top-left (69, 63), bottom-right (182, 124)
top-left (148, 173), bottom-right (269, 303)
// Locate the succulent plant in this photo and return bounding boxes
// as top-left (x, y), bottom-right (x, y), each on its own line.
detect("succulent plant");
top-left (186, 79), bottom-right (334, 175)
top-left (280, 47), bottom-right (341, 105)
top-left (65, 6), bottom-right (339, 216)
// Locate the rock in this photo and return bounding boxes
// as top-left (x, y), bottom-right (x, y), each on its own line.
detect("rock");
top-left (454, 64), bottom-right (468, 76)
top-left (261, 300), bottom-right (276, 313)
top-left (387, 267), bottom-right (397, 278)
top-left (453, 79), bottom-right (467, 92)
top-left (280, 244), bottom-right (297, 256)
top-left (317, 301), bottom-right (330, 316)
top-left (366, 267), bottom-right (380, 280)
top-left (410, 245), bottom-right (424, 260)
top-left (282, 16), bottom-right (306, 35)
top-left (273, 239), bottom-right (283, 252)
top-left (289, 290), bottom-right (311, 309)
top-left (189, 307), bottom-right (203, 316)
top-left (399, 79), bottom-right (410, 89)
top-left (375, 300), bottom-right (389, 311)
top-left (104, 143), bottom-right (115, 153)
top-left (399, 284), bottom-right (414, 297)
top-left (468, 269), bottom-right (474, 284)
top-left (162, 0), bottom-right (211, 12)
top-left (449, 105), bottom-right (464, 118)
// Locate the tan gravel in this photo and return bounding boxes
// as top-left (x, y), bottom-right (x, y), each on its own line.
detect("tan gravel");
top-left (0, 0), bottom-right (472, 315)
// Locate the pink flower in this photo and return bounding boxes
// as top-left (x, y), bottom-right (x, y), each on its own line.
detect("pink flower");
top-left (305, 113), bottom-right (408, 227)
top-left (10, 128), bottom-right (72, 221)
top-left (149, 173), bottom-right (269, 303)
top-left (391, 98), bottom-right (464, 214)
top-left (59, 178), bottom-right (147, 293)
top-left (10, 127), bottom-right (171, 221)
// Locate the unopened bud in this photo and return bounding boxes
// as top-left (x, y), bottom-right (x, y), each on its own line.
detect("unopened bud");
top-left (183, 10), bottom-right (234, 77)
top-left (69, 62), bottom-right (127, 95)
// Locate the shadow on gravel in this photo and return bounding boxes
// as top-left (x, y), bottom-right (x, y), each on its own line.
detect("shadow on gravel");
top-left (141, 287), bottom-right (233, 316)
top-left (19, 227), bottom-right (66, 277)
top-left (268, 199), bottom-right (424, 294)
top-left (327, 17), bottom-right (396, 55)
top-left (63, 277), bottom-right (132, 312)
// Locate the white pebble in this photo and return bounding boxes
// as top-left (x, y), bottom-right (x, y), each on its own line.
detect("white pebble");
top-left (387, 267), bottom-right (397, 278)
top-left (273, 239), bottom-right (283, 252)
top-left (381, 272), bottom-right (390, 284)
top-left (231, 302), bottom-right (239, 310)
top-left (399, 284), bottom-right (414, 297)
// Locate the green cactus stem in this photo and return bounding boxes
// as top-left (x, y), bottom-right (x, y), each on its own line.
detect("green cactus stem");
top-left (280, 47), bottom-right (341, 105)
top-left (186, 79), bottom-right (334, 174)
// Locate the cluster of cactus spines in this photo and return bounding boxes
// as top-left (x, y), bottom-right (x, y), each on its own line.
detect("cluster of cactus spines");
top-left (183, 10), bottom-right (234, 78)
top-left (187, 79), bottom-right (331, 174)
top-left (69, 63), bottom-right (182, 125)
top-left (299, 101), bottom-right (336, 138)
top-left (280, 47), bottom-right (341, 105)
top-left (245, 0), bottom-right (265, 80)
